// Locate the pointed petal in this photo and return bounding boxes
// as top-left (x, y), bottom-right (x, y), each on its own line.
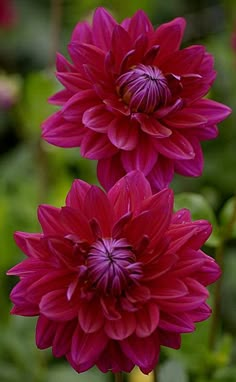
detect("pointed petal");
top-left (108, 171), bottom-right (152, 220)
top-left (136, 113), bottom-right (172, 137)
top-left (62, 89), bottom-right (99, 122)
top-left (80, 130), bottom-right (118, 159)
top-left (167, 220), bottom-right (212, 253)
top-left (111, 25), bottom-right (132, 73)
top-left (92, 7), bottom-right (117, 50)
top-left (164, 110), bottom-right (207, 128)
top-left (66, 179), bottom-right (91, 209)
top-left (53, 320), bottom-right (77, 357)
top-left (153, 17), bottom-right (186, 64)
top-left (121, 135), bottom-right (157, 175)
top-left (151, 278), bottom-right (188, 299)
top-left (147, 155), bottom-right (174, 192)
top-left (68, 42), bottom-right (105, 72)
top-left (105, 311), bottom-right (136, 340)
top-left (83, 105), bottom-right (113, 133)
top-left (135, 303), bottom-right (160, 337)
top-left (56, 72), bottom-right (90, 92)
top-left (56, 52), bottom-right (75, 72)
top-left (154, 130), bottom-right (195, 160)
top-left (60, 207), bottom-right (94, 242)
top-left (42, 111), bottom-right (85, 148)
top-left (97, 341), bottom-right (134, 373)
top-left (121, 332), bottom-right (160, 374)
top-left (37, 205), bottom-right (63, 235)
top-left (36, 315), bottom-right (56, 349)
top-left (71, 21), bottom-right (93, 44)
top-left (159, 311), bottom-right (195, 333)
top-left (78, 299), bottom-right (104, 333)
top-left (84, 186), bottom-right (114, 236)
top-left (125, 189), bottom-right (173, 248)
top-left (174, 137), bottom-right (203, 176)
top-left (172, 209), bottom-right (191, 226)
top-left (186, 99), bottom-right (231, 124)
top-left (49, 89), bottom-right (73, 106)
top-left (108, 118), bottom-right (139, 150)
top-left (97, 154), bottom-right (126, 192)
top-left (127, 10), bottom-right (154, 41)
top-left (40, 289), bottom-right (78, 320)
top-left (13, 232), bottom-right (43, 258)
top-left (161, 45), bottom-right (205, 74)
top-left (158, 330), bottom-right (181, 349)
top-left (71, 324), bottom-right (108, 365)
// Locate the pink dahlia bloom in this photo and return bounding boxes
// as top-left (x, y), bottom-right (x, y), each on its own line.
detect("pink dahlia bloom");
top-left (42, 8), bottom-right (231, 192)
top-left (8, 172), bottom-right (220, 374)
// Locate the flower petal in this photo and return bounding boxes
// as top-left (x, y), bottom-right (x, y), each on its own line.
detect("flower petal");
top-left (108, 118), bottom-right (139, 150)
top-left (154, 130), bottom-right (195, 160)
top-left (71, 324), bottom-right (108, 365)
top-left (62, 89), bottom-right (99, 122)
top-left (153, 17), bottom-right (186, 64)
top-left (97, 341), bottom-right (134, 373)
top-left (78, 299), bottom-right (104, 333)
top-left (174, 137), bottom-right (203, 177)
top-left (83, 105), bottom-right (113, 133)
top-left (66, 179), bottom-right (91, 210)
top-left (53, 320), bottom-right (77, 357)
top-left (147, 155), bottom-right (174, 192)
top-left (105, 311), bottom-right (136, 340)
top-left (97, 154), bottom-right (126, 192)
top-left (40, 289), bottom-right (78, 321)
top-left (84, 186), bottom-right (114, 236)
top-left (159, 312), bottom-right (195, 333)
top-left (71, 21), bottom-right (93, 44)
top-left (92, 7), bottom-right (117, 50)
top-left (121, 332), bottom-right (160, 374)
top-left (80, 130), bottom-right (118, 159)
top-left (186, 99), bottom-right (232, 124)
top-left (108, 171), bottom-right (152, 220)
top-left (42, 111), bottom-right (85, 148)
top-left (127, 10), bottom-right (154, 41)
top-left (121, 135), bottom-right (157, 175)
top-left (37, 205), bottom-right (63, 235)
top-left (136, 113), bottom-right (172, 137)
top-left (135, 303), bottom-right (160, 337)
top-left (36, 315), bottom-right (56, 349)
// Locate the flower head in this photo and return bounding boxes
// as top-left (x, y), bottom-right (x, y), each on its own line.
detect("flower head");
top-left (42, 8), bottom-right (231, 192)
top-left (8, 172), bottom-right (220, 374)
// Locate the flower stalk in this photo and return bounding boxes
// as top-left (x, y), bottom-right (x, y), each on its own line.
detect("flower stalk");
top-left (114, 372), bottom-right (123, 382)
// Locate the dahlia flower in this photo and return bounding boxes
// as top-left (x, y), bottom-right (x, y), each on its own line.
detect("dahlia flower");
top-left (8, 171), bottom-right (220, 374)
top-left (42, 7), bottom-right (231, 192)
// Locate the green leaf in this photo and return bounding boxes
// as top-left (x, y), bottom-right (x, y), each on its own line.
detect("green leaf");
top-left (159, 360), bottom-right (189, 382)
top-left (219, 197), bottom-right (236, 239)
top-left (174, 193), bottom-right (220, 247)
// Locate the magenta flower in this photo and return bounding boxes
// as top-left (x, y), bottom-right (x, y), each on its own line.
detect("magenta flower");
top-left (42, 8), bottom-right (231, 192)
top-left (8, 172), bottom-right (220, 374)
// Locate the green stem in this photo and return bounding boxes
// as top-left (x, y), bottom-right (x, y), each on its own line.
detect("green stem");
top-left (50, 0), bottom-right (62, 67)
top-left (114, 372), bottom-right (123, 382)
top-left (208, 196), bottom-right (236, 350)
top-left (153, 366), bottom-right (158, 382)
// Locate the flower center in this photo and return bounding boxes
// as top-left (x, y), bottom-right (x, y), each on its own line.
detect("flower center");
top-left (116, 64), bottom-right (171, 113)
top-left (87, 238), bottom-right (142, 295)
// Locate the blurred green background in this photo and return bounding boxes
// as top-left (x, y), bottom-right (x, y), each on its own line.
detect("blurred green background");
top-left (0, 0), bottom-right (236, 381)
